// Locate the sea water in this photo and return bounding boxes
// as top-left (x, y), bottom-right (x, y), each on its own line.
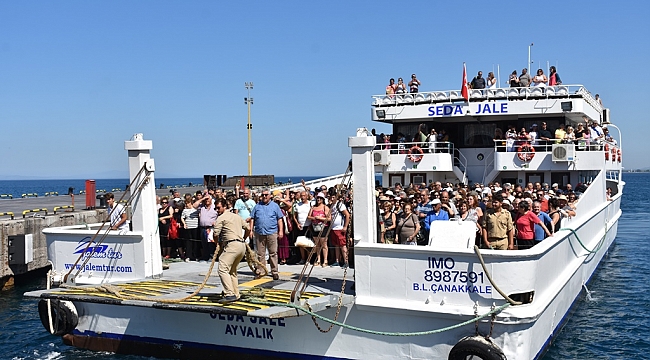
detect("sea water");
top-left (1, 174), bottom-right (648, 359)
top-left (0, 177), bottom-right (318, 199)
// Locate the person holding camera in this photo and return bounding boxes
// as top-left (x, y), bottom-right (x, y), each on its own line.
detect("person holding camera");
top-left (193, 192), bottom-right (218, 262)
top-left (234, 186), bottom-right (256, 249)
top-left (409, 74), bottom-right (421, 93)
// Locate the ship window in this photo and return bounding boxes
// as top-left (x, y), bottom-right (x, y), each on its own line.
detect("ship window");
top-left (463, 123), bottom-right (496, 147)
top-left (394, 124), bottom-right (419, 142)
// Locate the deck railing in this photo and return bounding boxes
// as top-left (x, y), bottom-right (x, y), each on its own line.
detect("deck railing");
top-left (494, 139), bottom-right (612, 153)
top-left (372, 84), bottom-right (602, 110)
top-left (376, 141), bottom-right (467, 179)
top-left (377, 141), bottom-right (453, 155)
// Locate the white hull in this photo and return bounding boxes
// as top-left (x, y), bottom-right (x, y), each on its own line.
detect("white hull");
top-left (26, 125), bottom-right (624, 359)
top-left (56, 193), bottom-right (620, 359)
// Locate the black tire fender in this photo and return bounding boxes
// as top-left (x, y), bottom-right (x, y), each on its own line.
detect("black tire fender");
top-left (38, 299), bottom-right (79, 336)
top-left (448, 335), bottom-right (507, 360)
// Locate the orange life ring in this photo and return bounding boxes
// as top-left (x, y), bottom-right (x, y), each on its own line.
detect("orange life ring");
top-left (604, 143), bottom-right (609, 160)
top-left (611, 146), bottom-right (616, 161)
top-left (517, 143), bottom-right (535, 162)
top-left (618, 149), bottom-right (622, 163)
top-left (408, 146), bottom-right (424, 162)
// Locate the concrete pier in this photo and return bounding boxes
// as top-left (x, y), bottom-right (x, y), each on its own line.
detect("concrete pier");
top-left (0, 187), bottom-right (204, 290)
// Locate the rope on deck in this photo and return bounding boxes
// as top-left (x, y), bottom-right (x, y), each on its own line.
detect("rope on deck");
top-left (61, 242), bottom-right (267, 304)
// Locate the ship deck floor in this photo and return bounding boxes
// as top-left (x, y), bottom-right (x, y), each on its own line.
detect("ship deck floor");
top-left (25, 260), bottom-right (356, 318)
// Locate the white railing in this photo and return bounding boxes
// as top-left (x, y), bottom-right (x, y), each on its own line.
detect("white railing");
top-left (493, 139), bottom-right (613, 153)
top-left (454, 149), bottom-right (468, 179)
top-left (377, 141), bottom-right (453, 155)
top-left (270, 173), bottom-right (349, 192)
top-left (372, 84), bottom-right (602, 110)
top-left (377, 141), bottom-right (467, 179)
top-left (482, 151), bottom-right (495, 184)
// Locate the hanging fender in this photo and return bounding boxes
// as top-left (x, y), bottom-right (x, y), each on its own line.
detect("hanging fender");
top-left (448, 335), bottom-right (507, 360)
top-left (38, 299), bottom-right (78, 336)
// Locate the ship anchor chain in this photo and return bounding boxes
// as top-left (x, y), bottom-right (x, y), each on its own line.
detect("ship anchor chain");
top-left (306, 252), bottom-right (349, 333)
top-left (474, 302), bottom-right (497, 339)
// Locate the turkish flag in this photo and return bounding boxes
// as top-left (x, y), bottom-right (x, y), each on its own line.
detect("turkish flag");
top-left (461, 63), bottom-right (469, 101)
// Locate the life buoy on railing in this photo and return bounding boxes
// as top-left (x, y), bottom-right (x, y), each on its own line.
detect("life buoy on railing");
top-left (38, 299), bottom-right (78, 336)
top-left (604, 143), bottom-right (609, 160)
top-left (448, 336), bottom-right (506, 360)
top-left (516, 143), bottom-right (535, 162)
top-left (611, 146), bottom-right (616, 162)
top-left (618, 149), bottom-right (622, 163)
top-left (408, 146), bottom-right (424, 162)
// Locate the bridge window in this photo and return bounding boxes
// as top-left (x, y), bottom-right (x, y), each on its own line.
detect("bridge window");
top-left (462, 123), bottom-right (496, 147)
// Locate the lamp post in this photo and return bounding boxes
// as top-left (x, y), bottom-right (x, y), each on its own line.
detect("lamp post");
top-left (244, 82), bottom-right (254, 176)
top-left (528, 43), bottom-right (534, 70)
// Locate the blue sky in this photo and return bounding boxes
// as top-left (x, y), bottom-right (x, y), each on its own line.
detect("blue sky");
top-left (1, 0), bottom-right (648, 179)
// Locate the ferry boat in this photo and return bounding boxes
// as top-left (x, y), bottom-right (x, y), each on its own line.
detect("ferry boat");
top-left (25, 80), bottom-right (623, 359)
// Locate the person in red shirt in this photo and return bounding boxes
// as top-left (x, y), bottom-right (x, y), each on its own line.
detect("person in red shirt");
top-left (536, 190), bottom-right (549, 213)
top-left (515, 200), bottom-right (551, 250)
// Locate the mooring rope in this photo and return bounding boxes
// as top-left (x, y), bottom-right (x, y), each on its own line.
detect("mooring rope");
top-left (61, 241), bottom-right (267, 304)
top-left (246, 297), bottom-right (510, 336)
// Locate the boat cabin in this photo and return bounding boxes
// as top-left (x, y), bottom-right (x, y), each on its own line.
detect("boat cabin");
top-left (370, 85), bottom-right (622, 189)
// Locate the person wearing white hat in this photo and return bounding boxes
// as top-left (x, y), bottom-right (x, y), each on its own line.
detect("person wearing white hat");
top-left (423, 198), bottom-right (449, 233)
top-left (557, 195), bottom-right (576, 218)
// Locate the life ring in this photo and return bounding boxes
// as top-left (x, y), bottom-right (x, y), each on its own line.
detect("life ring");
top-left (611, 146), bottom-right (616, 161)
top-left (618, 149), bottom-right (622, 163)
top-left (604, 143), bottom-right (609, 160)
top-left (38, 299), bottom-right (78, 336)
top-left (448, 336), bottom-right (507, 360)
top-left (516, 143), bottom-right (535, 162)
top-left (408, 146), bottom-right (424, 162)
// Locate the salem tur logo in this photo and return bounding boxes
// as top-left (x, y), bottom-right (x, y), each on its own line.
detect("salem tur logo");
top-left (73, 236), bottom-right (123, 259)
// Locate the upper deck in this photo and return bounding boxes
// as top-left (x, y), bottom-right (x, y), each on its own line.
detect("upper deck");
top-left (371, 85), bottom-right (604, 125)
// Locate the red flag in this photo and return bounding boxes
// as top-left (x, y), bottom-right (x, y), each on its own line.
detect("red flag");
top-left (461, 62), bottom-right (469, 101)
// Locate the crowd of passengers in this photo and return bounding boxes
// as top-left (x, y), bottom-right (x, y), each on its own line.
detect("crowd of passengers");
top-left (498, 116), bottom-right (617, 150)
top-left (386, 67), bottom-right (603, 98)
top-left (371, 115), bottom-right (616, 154)
top-left (384, 67), bottom-right (605, 109)
top-left (384, 68), bottom-right (565, 94)
top-left (155, 183), bottom-right (353, 268)
top-left (150, 175), bottom-right (614, 270)
top-left (371, 125), bottom-right (451, 153)
top-left (374, 180), bottom-right (614, 250)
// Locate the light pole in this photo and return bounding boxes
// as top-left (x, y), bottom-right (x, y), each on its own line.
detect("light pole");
top-left (528, 43), bottom-right (534, 70)
top-left (244, 82), bottom-right (254, 176)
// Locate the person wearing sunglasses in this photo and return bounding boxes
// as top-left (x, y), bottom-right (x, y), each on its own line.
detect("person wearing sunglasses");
top-left (250, 190), bottom-right (284, 280)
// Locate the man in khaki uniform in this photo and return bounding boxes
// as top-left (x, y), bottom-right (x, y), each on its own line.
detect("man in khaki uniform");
top-left (481, 194), bottom-right (514, 250)
top-left (213, 198), bottom-right (250, 303)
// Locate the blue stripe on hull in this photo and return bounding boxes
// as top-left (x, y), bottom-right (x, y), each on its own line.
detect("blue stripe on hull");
top-left (69, 329), bottom-right (349, 360)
